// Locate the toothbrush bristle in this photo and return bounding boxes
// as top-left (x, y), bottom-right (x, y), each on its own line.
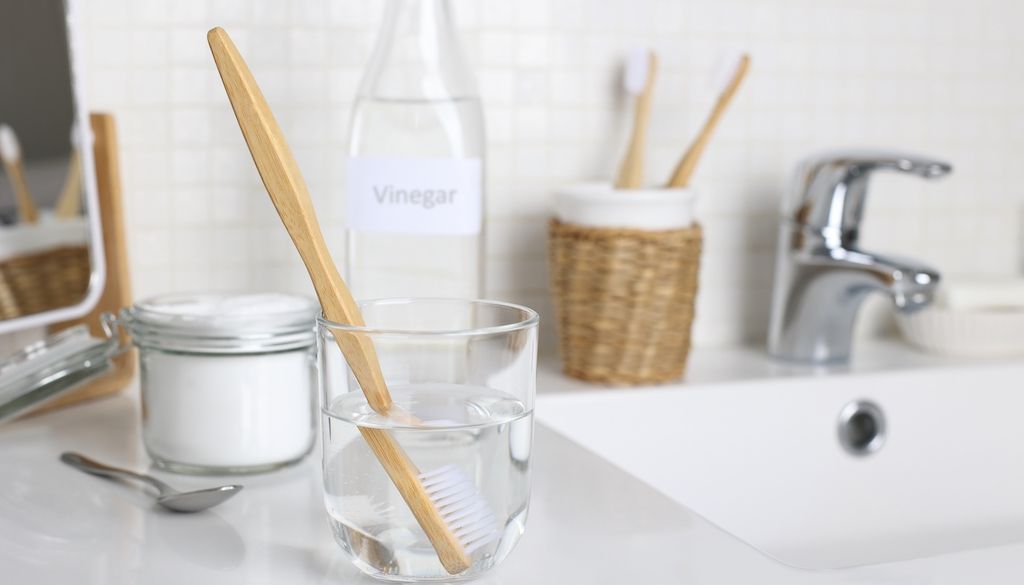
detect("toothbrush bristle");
top-left (0, 124), bottom-right (20, 163)
top-left (419, 465), bottom-right (501, 554)
top-left (623, 47), bottom-right (650, 95)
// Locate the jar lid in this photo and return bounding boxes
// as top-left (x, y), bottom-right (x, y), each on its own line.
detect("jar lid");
top-left (125, 292), bottom-right (319, 354)
top-left (0, 325), bottom-right (120, 424)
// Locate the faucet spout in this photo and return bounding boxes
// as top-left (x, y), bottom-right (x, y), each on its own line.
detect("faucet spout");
top-left (827, 247), bottom-right (940, 311)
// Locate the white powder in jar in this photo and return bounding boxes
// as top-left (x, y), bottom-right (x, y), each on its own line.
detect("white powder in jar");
top-left (130, 293), bottom-right (318, 473)
top-left (142, 349), bottom-right (314, 469)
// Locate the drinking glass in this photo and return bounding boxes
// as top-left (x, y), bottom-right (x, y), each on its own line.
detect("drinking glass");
top-left (317, 298), bottom-right (538, 581)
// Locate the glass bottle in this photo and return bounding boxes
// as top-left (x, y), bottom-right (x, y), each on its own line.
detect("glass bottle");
top-left (345, 0), bottom-right (484, 300)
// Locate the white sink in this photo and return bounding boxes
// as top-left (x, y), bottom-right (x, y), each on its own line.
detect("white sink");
top-left (537, 360), bottom-right (1024, 569)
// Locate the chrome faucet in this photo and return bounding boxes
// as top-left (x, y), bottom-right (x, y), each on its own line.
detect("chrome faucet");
top-left (767, 151), bottom-right (952, 363)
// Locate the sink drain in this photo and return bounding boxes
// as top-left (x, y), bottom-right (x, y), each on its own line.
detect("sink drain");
top-left (837, 400), bottom-right (886, 456)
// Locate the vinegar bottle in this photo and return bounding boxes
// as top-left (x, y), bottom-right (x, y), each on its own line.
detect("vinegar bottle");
top-left (345, 0), bottom-right (484, 299)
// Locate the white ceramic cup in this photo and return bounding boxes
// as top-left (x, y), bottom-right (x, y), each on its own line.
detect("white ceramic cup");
top-left (554, 182), bottom-right (697, 230)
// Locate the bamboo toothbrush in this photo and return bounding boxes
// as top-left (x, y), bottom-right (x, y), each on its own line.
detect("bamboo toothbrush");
top-left (614, 48), bottom-right (657, 189)
top-left (0, 124), bottom-right (39, 223)
top-left (665, 52), bottom-right (750, 188)
top-left (55, 126), bottom-right (83, 218)
top-left (207, 27), bottom-right (498, 575)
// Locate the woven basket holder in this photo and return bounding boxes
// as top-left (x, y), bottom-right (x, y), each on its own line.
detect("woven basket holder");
top-left (0, 245), bottom-right (91, 320)
top-left (549, 218), bottom-right (702, 385)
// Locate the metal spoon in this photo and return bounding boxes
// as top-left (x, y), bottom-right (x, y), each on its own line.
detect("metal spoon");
top-left (60, 452), bottom-right (242, 513)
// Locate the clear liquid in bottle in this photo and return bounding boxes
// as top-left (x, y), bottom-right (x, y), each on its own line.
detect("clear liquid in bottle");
top-left (345, 0), bottom-right (484, 300)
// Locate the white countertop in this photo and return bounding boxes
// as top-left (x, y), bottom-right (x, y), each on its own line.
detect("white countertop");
top-left (2, 341), bottom-right (1021, 583)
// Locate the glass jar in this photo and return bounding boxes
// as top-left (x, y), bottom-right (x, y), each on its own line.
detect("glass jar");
top-left (318, 298), bottom-right (538, 581)
top-left (124, 292), bottom-right (319, 475)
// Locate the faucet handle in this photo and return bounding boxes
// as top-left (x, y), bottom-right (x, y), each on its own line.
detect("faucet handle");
top-left (786, 150), bottom-right (953, 239)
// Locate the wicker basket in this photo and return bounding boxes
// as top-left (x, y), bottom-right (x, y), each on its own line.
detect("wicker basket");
top-left (549, 218), bottom-right (702, 385)
top-left (0, 245), bottom-right (91, 320)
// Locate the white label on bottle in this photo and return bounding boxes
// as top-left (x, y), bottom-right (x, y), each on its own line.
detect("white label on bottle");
top-left (346, 157), bottom-right (482, 235)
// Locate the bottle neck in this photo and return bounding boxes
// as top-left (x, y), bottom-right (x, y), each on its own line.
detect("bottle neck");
top-left (360, 0), bottom-right (477, 100)
top-left (382, 0), bottom-right (455, 44)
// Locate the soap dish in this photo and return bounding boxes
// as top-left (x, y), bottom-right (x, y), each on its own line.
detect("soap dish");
top-left (896, 307), bottom-right (1024, 357)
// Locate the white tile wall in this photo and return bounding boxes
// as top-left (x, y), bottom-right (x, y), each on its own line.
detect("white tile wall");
top-left (78, 0), bottom-right (1024, 348)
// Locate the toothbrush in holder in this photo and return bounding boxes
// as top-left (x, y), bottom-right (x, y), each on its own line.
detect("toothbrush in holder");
top-left (614, 48), bottom-right (658, 189)
top-left (55, 126), bottom-right (83, 219)
top-left (0, 124), bottom-right (39, 223)
top-left (207, 27), bottom-right (498, 575)
top-left (665, 52), bottom-right (750, 188)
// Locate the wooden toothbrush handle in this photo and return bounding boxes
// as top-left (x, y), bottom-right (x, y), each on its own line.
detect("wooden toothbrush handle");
top-left (209, 27), bottom-right (471, 575)
top-left (3, 160), bottom-right (38, 224)
top-left (207, 27), bottom-right (392, 414)
top-left (666, 54), bottom-right (750, 188)
top-left (614, 84), bottom-right (654, 189)
top-left (55, 148), bottom-right (82, 218)
top-left (614, 53), bottom-right (658, 189)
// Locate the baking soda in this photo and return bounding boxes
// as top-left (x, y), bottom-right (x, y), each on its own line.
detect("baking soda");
top-left (141, 349), bottom-right (315, 470)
